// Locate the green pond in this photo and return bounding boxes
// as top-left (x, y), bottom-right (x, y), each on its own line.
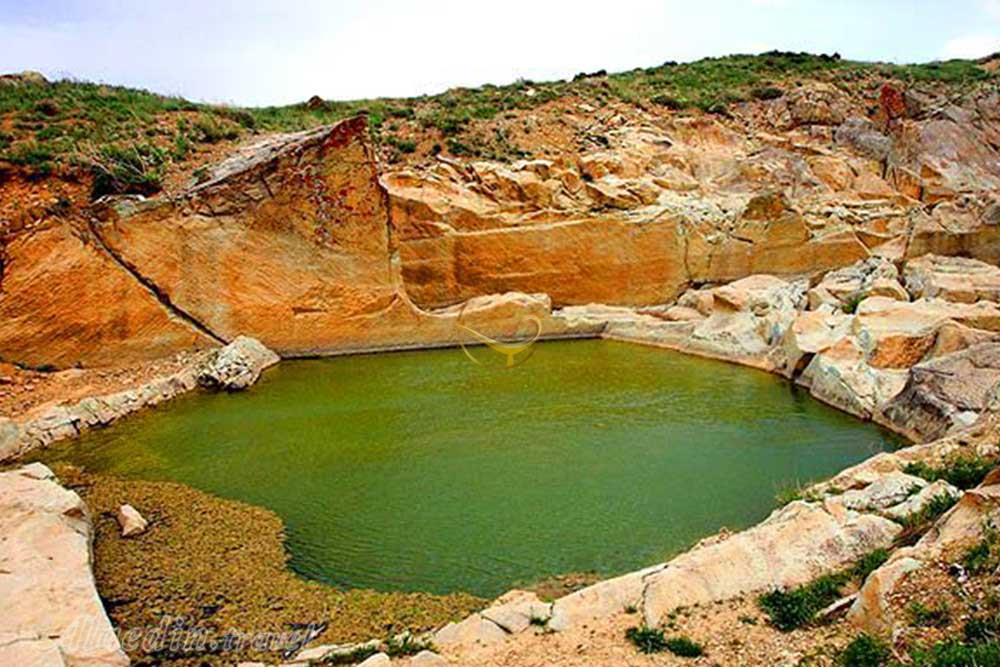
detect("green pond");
top-left (41, 340), bottom-right (902, 598)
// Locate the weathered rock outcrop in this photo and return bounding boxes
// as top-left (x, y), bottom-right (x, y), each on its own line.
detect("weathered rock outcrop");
top-left (0, 223), bottom-right (218, 369)
top-left (197, 336), bottom-right (280, 391)
top-left (905, 254), bottom-right (1000, 303)
top-left (0, 464), bottom-right (128, 667)
top-left (880, 343), bottom-right (1000, 441)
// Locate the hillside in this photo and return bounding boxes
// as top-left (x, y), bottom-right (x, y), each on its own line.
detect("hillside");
top-left (0, 52), bottom-right (995, 233)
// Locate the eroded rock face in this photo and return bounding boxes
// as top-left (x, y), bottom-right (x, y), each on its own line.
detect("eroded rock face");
top-left (92, 119), bottom-right (396, 356)
top-left (881, 343), bottom-right (1000, 441)
top-left (0, 223), bottom-right (217, 369)
top-left (0, 464), bottom-right (128, 667)
top-left (904, 254), bottom-right (1000, 303)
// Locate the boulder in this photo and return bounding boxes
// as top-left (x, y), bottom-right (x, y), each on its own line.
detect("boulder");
top-left (880, 343), bottom-right (1000, 441)
top-left (838, 472), bottom-right (928, 511)
top-left (409, 650), bottom-right (449, 666)
top-left (847, 555), bottom-right (924, 634)
top-left (884, 480), bottom-right (961, 520)
top-left (358, 653), bottom-right (391, 667)
top-left (779, 309), bottom-right (852, 378)
top-left (433, 614), bottom-right (507, 648)
top-left (197, 336), bottom-right (280, 391)
top-left (0, 417), bottom-right (21, 461)
top-left (904, 254), bottom-right (1000, 303)
top-left (480, 590), bottom-right (551, 634)
top-left (808, 257), bottom-right (908, 311)
top-left (0, 465), bottom-right (128, 666)
top-left (641, 500), bottom-right (900, 626)
top-left (849, 480), bottom-right (1000, 634)
top-left (853, 297), bottom-right (1000, 369)
top-left (797, 338), bottom-right (908, 419)
top-left (116, 504), bottom-right (149, 537)
top-left (548, 564), bottom-right (664, 631)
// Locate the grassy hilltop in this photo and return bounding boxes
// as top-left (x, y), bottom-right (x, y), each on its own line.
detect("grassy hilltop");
top-left (0, 51), bottom-right (995, 199)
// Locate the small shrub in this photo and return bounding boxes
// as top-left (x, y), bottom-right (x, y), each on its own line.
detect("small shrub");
top-left (322, 645), bottom-right (378, 665)
top-left (386, 135), bottom-right (417, 153)
top-left (664, 636), bottom-right (705, 658)
top-left (842, 292), bottom-right (865, 314)
top-left (751, 85), bottom-right (785, 100)
top-left (625, 626), bottom-right (668, 654)
top-left (446, 138), bottom-right (475, 156)
top-left (650, 94), bottom-right (687, 110)
top-left (851, 549), bottom-right (890, 582)
top-left (965, 614), bottom-right (1000, 644)
top-left (4, 141), bottom-right (56, 173)
top-left (904, 456), bottom-right (996, 490)
top-left (384, 634), bottom-right (432, 658)
top-left (758, 573), bottom-right (848, 631)
top-left (191, 114), bottom-right (240, 143)
top-left (909, 601), bottom-right (951, 628)
top-left (963, 529), bottom-right (998, 575)
top-left (88, 142), bottom-right (167, 197)
top-left (838, 634), bottom-right (890, 667)
top-left (529, 614), bottom-right (549, 627)
top-left (910, 639), bottom-right (1000, 666)
top-left (900, 493), bottom-right (959, 530)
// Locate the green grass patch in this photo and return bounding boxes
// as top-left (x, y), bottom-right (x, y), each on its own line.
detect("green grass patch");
top-left (909, 640), bottom-right (1000, 666)
top-left (88, 142), bottom-right (167, 197)
top-left (850, 548), bottom-right (890, 582)
top-left (320, 645), bottom-right (379, 665)
top-left (963, 529), bottom-right (998, 575)
top-left (965, 614), bottom-right (1000, 644)
top-left (758, 572), bottom-right (849, 631)
top-left (903, 456), bottom-right (996, 490)
top-left (664, 636), bottom-right (705, 658)
top-left (384, 634), bottom-right (432, 658)
top-left (837, 634), bottom-right (891, 667)
top-left (625, 626), bottom-right (668, 654)
top-left (909, 601), bottom-right (951, 628)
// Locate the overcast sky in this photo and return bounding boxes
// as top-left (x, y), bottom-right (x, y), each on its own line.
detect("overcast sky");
top-left (1, 0), bottom-right (998, 107)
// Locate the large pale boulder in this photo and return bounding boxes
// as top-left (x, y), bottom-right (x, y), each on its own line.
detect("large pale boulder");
top-left (853, 297), bottom-right (1000, 369)
top-left (641, 499), bottom-right (900, 626)
top-left (904, 254), bottom-right (1000, 303)
top-left (847, 556), bottom-right (924, 635)
top-left (197, 336), bottom-right (280, 391)
top-left (797, 338), bottom-right (908, 419)
top-left (779, 309), bottom-right (853, 378)
top-left (0, 465), bottom-right (128, 666)
top-left (838, 472), bottom-right (927, 511)
top-left (433, 614), bottom-right (508, 648)
top-left (880, 343), bottom-right (1000, 441)
top-left (548, 564), bottom-right (664, 631)
top-left (480, 590), bottom-right (551, 634)
top-left (850, 479), bottom-right (1000, 634)
top-left (884, 480), bottom-right (961, 521)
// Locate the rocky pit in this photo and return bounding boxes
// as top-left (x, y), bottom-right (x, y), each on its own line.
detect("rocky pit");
top-left (4, 73), bottom-right (1000, 667)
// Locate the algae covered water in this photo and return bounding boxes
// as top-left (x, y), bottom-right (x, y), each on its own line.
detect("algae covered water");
top-left (43, 340), bottom-right (901, 597)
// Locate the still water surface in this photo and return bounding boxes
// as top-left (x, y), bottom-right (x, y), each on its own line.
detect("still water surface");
top-left (43, 340), bottom-right (901, 597)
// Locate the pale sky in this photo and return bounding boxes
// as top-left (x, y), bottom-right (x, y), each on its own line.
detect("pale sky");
top-left (1, 0), bottom-right (997, 107)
